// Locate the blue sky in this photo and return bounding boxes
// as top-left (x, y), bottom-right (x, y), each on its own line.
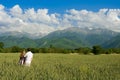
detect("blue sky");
top-left (0, 0), bottom-right (120, 35)
top-left (1, 0), bottom-right (120, 13)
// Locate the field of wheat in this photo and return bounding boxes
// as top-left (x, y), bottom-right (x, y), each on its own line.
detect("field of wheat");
top-left (0, 53), bottom-right (120, 80)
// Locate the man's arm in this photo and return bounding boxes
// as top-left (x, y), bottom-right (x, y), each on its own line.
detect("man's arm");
top-left (24, 52), bottom-right (28, 57)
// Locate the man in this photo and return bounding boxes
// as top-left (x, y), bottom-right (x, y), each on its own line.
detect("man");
top-left (24, 48), bottom-right (33, 67)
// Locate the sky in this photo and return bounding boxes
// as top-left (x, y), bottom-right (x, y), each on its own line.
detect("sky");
top-left (1, 0), bottom-right (120, 13)
top-left (0, 0), bottom-right (120, 36)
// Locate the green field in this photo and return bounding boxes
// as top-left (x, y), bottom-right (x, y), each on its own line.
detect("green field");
top-left (0, 53), bottom-right (120, 80)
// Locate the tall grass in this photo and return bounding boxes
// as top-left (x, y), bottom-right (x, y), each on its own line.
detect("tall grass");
top-left (0, 53), bottom-right (120, 80)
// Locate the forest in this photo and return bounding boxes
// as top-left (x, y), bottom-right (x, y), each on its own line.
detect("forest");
top-left (0, 42), bottom-right (120, 54)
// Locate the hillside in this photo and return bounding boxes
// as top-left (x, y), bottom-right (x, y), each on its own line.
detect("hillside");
top-left (0, 27), bottom-right (119, 49)
top-left (36, 27), bottom-right (118, 49)
top-left (0, 36), bottom-right (37, 48)
top-left (102, 34), bottom-right (120, 48)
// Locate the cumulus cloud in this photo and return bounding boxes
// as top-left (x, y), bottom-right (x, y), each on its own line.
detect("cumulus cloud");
top-left (0, 4), bottom-right (120, 36)
top-left (64, 8), bottom-right (120, 31)
top-left (0, 4), bottom-right (60, 35)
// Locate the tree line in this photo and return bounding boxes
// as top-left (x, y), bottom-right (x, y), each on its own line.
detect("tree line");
top-left (0, 42), bottom-right (120, 54)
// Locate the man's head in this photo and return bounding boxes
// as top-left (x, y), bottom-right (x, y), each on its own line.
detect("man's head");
top-left (27, 48), bottom-right (31, 51)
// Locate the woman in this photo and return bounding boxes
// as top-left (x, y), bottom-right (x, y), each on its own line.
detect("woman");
top-left (19, 50), bottom-right (26, 65)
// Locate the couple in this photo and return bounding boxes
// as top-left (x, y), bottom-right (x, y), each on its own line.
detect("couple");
top-left (19, 48), bottom-right (33, 67)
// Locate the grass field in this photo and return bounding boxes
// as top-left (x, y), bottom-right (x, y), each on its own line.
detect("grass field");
top-left (0, 53), bottom-right (120, 80)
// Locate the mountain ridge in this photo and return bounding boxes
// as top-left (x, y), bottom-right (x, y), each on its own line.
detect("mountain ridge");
top-left (0, 27), bottom-right (119, 48)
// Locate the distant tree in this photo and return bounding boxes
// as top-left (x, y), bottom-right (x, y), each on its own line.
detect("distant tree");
top-left (105, 49), bottom-right (112, 54)
top-left (0, 42), bottom-right (4, 52)
top-left (83, 47), bottom-right (91, 54)
top-left (75, 47), bottom-right (91, 54)
top-left (49, 45), bottom-right (54, 48)
top-left (30, 48), bottom-right (39, 53)
top-left (62, 49), bottom-right (69, 54)
top-left (42, 48), bottom-right (48, 53)
top-left (111, 48), bottom-right (120, 54)
top-left (75, 48), bottom-right (83, 54)
top-left (0, 48), bottom-right (3, 53)
top-left (11, 46), bottom-right (21, 53)
top-left (2, 48), bottom-right (11, 53)
top-left (0, 42), bottom-right (4, 49)
top-left (92, 45), bottom-right (103, 55)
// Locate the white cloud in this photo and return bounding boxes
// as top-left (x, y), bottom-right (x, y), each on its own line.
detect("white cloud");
top-left (0, 5), bottom-right (4, 10)
top-left (0, 4), bottom-right (60, 34)
top-left (64, 8), bottom-right (120, 31)
top-left (10, 5), bottom-right (22, 16)
top-left (0, 4), bottom-right (120, 36)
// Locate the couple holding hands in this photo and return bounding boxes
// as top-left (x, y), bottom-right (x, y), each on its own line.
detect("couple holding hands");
top-left (19, 48), bottom-right (33, 67)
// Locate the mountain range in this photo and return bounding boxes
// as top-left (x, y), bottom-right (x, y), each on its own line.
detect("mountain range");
top-left (0, 27), bottom-right (120, 49)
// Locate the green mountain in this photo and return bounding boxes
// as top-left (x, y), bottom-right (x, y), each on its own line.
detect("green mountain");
top-left (36, 31), bottom-right (87, 49)
top-left (0, 36), bottom-right (37, 48)
top-left (36, 27), bottom-right (118, 49)
top-left (0, 27), bottom-right (119, 49)
top-left (102, 34), bottom-right (120, 48)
